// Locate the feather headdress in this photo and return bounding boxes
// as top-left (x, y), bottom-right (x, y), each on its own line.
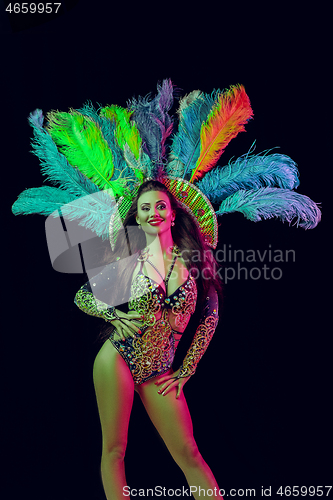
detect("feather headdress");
top-left (12, 79), bottom-right (321, 250)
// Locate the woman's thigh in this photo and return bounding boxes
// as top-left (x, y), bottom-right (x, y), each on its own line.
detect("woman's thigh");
top-left (93, 340), bottom-right (135, 451)
top-left (136, 374), bottom-right (197, 459)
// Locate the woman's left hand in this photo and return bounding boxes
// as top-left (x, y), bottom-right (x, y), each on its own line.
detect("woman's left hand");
top-left (154, 368), bottom-right (191, 399)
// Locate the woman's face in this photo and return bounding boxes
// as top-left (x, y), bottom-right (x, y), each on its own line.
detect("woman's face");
top-left (136, 190), bottom-right (175, 235)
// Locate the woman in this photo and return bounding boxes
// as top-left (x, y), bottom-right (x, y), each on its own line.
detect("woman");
top-left (12, 79), bottom-right (320, 500)
top-left (74, 179), bottom-right (222, 499)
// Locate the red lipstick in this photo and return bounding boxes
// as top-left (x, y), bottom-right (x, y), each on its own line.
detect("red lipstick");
top-left (148, 218), bottom-right (163, 226)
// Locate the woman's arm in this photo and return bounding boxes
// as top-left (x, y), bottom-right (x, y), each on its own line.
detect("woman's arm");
top-left (155, 285), bottom-right (219, 398)
top-left (74, 282), bottom-right (118, 322)
top-left (177, 285), bottom-right (219, 378)
top-left (74, 257), bottom-right (142, 339)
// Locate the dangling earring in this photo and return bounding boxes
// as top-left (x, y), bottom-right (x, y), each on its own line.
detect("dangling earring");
top-left (171, 220), bottom-right (175, 226)
top-left (138, 224), bottom-right (142, 230)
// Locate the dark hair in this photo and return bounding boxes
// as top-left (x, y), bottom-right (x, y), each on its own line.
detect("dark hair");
top-left (98, 180), bottom-right (222, 342)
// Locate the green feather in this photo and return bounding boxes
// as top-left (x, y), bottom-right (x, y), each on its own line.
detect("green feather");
top-left (100, 105), bottom-right (142, 160)
top-left (28, 110), bottom-right (101, 199)
top-left (46, 110), bottom-right (120, 193)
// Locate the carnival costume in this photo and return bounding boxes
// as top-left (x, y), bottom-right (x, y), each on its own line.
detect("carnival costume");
top-left (12, 80), bottom-right (321, 384)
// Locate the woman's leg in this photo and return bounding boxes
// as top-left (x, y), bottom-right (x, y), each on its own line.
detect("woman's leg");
top-left (136, 374), bottom-right (221, 499)
top-left (93, 340), bottom-right (135, 500)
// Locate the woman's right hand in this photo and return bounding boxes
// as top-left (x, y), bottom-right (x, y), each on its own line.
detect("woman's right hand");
top-left (111, 310), bottom-right (143, 341)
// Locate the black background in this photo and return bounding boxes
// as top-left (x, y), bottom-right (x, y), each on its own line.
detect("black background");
top-left (2, 1), bottom-right (331, 499)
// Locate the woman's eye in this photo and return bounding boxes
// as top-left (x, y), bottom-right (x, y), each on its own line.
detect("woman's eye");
top-left (141, 204), bottom-right (166, 211)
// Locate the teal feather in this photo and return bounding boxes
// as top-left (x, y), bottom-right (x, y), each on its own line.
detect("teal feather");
top-left (12, 186), bottom-right (75, 216)
top-left (77, 101), bottom-right (116, 149)
top-left (197, 146), bottom-right (300, 203)
top-left (12, 186), bottom-right (116, 239)
top-left (28, 109), bottom-right (101, 198)
top-left (168, 90), bottom-right (220, 179)
top-left (122, 144), bottom-right (153, 179)
top-left (215, 187), bottom-right (321, 229)
top-left (59, 190), bottom-right (117, 239)
top-left (14, 108), bottom-right (118, 238)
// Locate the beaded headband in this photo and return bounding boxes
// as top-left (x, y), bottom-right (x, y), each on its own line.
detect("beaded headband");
top-left (162, 177), bottom-right (218, 248)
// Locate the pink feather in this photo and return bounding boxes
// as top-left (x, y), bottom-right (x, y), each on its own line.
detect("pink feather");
top-left (190, 85), bottom-right (253, 183)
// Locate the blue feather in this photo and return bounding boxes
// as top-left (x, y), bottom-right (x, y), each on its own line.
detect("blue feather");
top-left (30, 108), bottom-right (44, 128)
top-left (128, 79), bottom-right (174, 179)
top-left (168, 90), bottom-right (220, 179)
top-left (197, 147), bottom-right (300, 203)
top-left (215, 187), bottom-right (321, 229)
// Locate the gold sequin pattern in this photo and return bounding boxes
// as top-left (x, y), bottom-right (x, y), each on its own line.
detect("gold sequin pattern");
top-left (128, 273), bottom-right (162, 327)
top-left (111, 270), bottom-right (198, 384)
top-left (177, 314), bottom-right (219, 378)
top-left (75, 287), bottom-right (117, 322)
top-left (74, 258), bottom-right (219, 385)
top-left (124, 310), bottom-right (174, 384)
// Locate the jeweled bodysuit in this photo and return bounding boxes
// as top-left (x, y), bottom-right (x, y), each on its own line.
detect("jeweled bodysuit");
top-left (75, 248), bottom-right (219, 384)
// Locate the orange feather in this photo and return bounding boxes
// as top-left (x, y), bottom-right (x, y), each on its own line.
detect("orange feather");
top-left (190, 85), bottom-right (253, 183)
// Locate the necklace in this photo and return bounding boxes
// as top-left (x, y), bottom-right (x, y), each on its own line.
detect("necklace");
top-left (139, 244), bottom-right (180, 285)
top-left (139, 244), bottom-right (180, 260)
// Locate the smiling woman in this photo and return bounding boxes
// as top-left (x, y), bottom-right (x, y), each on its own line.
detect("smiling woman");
top-left (11, 79), bottom-right (320, 500)
top-left (135, 191), bottom-right (189, 298)
top-left (74, 179), bottom-right (222, 498)
top-left (137, 191), bottom-right (175, 233)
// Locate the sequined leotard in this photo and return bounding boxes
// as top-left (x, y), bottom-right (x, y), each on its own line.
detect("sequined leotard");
top-left (75, 249), bottom-right (219, 384)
